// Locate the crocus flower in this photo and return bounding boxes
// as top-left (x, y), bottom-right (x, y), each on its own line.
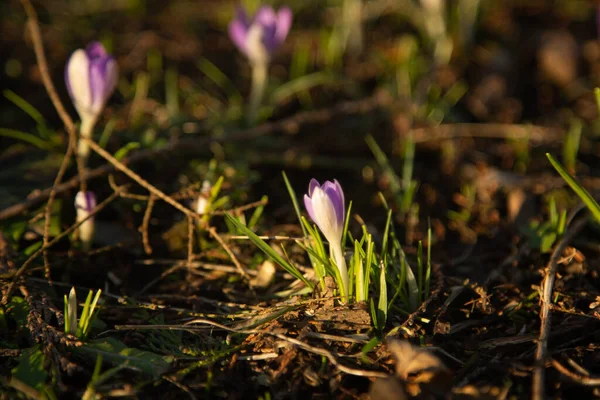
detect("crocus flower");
top-left (229, 5), bottom-right (292, 124)
top-left (75, 191), bottom-right (97, 251)
top-left (65, 42), bottom-right (118, 159)
top-left (229, 5), bottom-right (292, 65)
top-left (304, 179), bottom-right (348, 301)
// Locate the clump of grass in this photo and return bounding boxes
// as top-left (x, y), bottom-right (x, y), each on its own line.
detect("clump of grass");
top-left (225, 170), bottom-right (433, 330)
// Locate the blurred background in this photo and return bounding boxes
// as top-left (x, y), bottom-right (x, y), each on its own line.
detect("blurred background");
top-left (3, 0), bottom-right (600, 235)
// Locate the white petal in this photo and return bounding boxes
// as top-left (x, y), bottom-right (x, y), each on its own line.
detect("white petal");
top-left (67, 50), bottom-right (93, 119)
top-left (311, 187), bottom-right (342, 244)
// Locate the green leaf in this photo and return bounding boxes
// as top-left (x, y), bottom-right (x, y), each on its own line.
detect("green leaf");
top-left (403, 254), bottom-right (419, 312)
top-left (197, 58), bottom-right (242, 103)
top-left (377, 264), bottom-right (388, 328)
top-left (7, 296), bottom-right (29, 327)
top-left (282, 171), bottom-right (306, 235)
top-left (0, 127), bottom-right (52, 150)
top-left (4, 90), bottom-right (45, 126)
top-left (11, 345), bottom-right (47, 390)
top-left (78, 337), bottom-right (173, 377)
top-left (114, 142), bottom-right (141, 160)
top-left (546, 153), bottom-right (600, 223)
top-left (271, 72), bottom-right (341, 104)
top-left (248, 195), bottom-right (268, 230)
top-left (225, 213), bottom-right (313, 288)
top-left (361, 337), bottom-right (381, 363)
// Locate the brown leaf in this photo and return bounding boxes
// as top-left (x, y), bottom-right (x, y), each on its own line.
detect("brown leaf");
top-left (386, 340), bottom-right (452, 396)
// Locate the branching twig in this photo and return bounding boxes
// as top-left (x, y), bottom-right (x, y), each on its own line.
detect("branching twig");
top-left (551, 359), bottom-right (600, 386)
top-left (19, 0), bottom-right (81, 288)
top-left (532, 215), bottom-right (588, 400)
top-left (83, 137), bottom-right (197, 218)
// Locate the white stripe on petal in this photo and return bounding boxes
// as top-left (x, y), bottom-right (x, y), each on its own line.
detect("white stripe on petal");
top-left (246, 23), bottom-right (270, 65)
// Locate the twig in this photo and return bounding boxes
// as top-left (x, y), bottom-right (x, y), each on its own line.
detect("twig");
top-left (532, 215), bottom-right (588, 400)
top-left (19, 0), bottom-right (81, 287)
top-left (410, 123), bottom-right (561, 145)
top-left (140, 194), bottom-right (156, 255)
top-left (551, 359), bottom-right (600, 386)
top-left (187, 215), bottom-right (194, 265)
top-left (83, 137), bottom-right (196, 218)
top-left (136, 259), bottom-right (259, 276)
top-left (208, 227), bottom-right (251, 284)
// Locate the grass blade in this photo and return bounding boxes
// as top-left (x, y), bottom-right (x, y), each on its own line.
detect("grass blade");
top-left (546, 153), bottom-right (600, 223)
top-left (225, 213), bottom-right (313, 287)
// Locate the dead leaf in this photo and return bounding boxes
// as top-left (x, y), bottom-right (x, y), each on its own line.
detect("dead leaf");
top-left (386, 340), bottom-right (452, 396)
top-left (251, 260), bottom-right (276, 288)
top-left (369, 377), bottom-right (408, 400)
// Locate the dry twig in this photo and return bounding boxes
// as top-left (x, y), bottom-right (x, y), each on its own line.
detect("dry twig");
top-left (551, 359), bottom-right (600, 386)
top-left (532, 214), bottom-right (588, 400)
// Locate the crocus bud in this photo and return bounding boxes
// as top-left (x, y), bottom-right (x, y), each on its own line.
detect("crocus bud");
top-left (65, 42), bottom-right (118, 159)
top-left (195, 180), bottom-right (212, 215)
top-left (66, 287), bottom-right (78, 335)
top-left (75, 191), bottom-right (97, 251)
top-left (229, 5), bottom-right (292, 66)
top-left (304, 179), bottom-right (349, 301)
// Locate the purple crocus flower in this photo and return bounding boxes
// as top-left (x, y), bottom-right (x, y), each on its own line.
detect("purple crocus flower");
top-left (229, 5), bottom-right (293, 64)
top-left (75, 191), bottom-right (97, 251)
top-left (65, 42), bottom-right (118, 123)
top-left (304, 179), bottom-right (345, 243)
top-left (304, 178), bottom-right (349, 300)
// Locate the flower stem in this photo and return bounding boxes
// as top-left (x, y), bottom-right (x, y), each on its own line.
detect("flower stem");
top-left (247, 61), bottom-right (268, 125)
top-left (78, 116), bottom-right (97, 163)
top-left (331, 243), bottom-right (349, 303)
top-left (77, 214), bottom-right (94, 252)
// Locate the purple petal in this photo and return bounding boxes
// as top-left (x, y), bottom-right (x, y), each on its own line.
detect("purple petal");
top-left (85, 191), bottom-right (97, 210)
top-left (333, 179), bottom-right (345, 212)
top-left (89, 56), bottom-right (113, 111)
top-left (85, 41), bottom-right (108, 59)
top-left (64, 57), bottom-right (73, 99)
top-left (274, 7), bottom-right (293, 48)
top-left (75, 191), bottom-right (97, 212)
top-left (104, 59), bottom-right (119, 101)
top-left (322, 181), bottom-right (345, 224)
top-left (254, 6), bottom-right (277, 27)
top-left (304, 194), bottom-right (315, 222)
top-left (308, 178), bottom-right (320, 197)
top-left (229, 19), bottom-right (249, 53)
top-left (254, 6), bottom-right (279, 52)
